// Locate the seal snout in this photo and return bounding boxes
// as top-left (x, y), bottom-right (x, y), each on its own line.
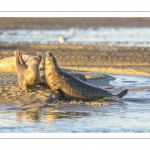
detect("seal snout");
top-left (46, 51), bottom-right (53, 57)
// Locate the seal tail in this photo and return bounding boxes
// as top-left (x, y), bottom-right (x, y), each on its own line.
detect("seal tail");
top-left (116, 89), bottom-right (128, 98)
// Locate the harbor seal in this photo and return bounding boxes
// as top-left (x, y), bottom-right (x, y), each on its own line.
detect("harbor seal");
top-left (0, 54), bottom-right (45, 72)
top-left (14, 49), bottom-right (45, 92)
top-left (45, 51), bottom-right (128, 101)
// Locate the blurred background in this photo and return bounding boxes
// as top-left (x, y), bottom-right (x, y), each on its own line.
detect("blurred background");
top-left (0, 17), bottom-right (150, 69)
top-left (1, 17), bottom-right (150, 46)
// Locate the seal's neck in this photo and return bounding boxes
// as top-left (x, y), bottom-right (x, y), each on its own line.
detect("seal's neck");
top-left (48, 60), bottom-right (61, 73)
top-left (28, 64), bottom-right (39, 72)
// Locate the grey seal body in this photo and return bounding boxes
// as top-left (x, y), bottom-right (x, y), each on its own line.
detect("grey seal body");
top-left (14, 49), bottom-right (45, 92)
top-left (45, 52), bottom-right (128, 101)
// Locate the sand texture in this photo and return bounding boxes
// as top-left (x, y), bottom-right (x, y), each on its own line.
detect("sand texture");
top-left (0, 43), bottom-right (149, 109)
top-left (0, 71), bottom-right (116, 111)
top-left (0, 44), bottom-right (150, 76)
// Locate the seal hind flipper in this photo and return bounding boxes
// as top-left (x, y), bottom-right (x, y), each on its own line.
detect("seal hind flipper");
top-left (19, 54), bottom-right (24, 65)
top-left (14, 49), bottom-right (27, 74)
top-left (116, 89), bottom-right (128, 98)
top-left (17, 49), bottom-right (26, 65)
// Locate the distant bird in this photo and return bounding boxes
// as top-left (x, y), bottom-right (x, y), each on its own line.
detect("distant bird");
top-left (56, 32), bottom-right (76, 44)
top-left (57, 36), bottom-right (65, 44)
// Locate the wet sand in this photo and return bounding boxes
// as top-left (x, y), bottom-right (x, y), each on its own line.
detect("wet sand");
top-left (1, 70), bottom-right (150, 132)
top-left (0, 43), bottom-right (149, 112)
top-left (0, 44), bottom-right (150, 75)
top-left (0, 71), bottom-right (115, 111)
top-left (0, 43), bottom-right (150, 109)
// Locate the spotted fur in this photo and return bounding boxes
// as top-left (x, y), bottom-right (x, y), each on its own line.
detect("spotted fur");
top-left (45, 52), bottom-right (128, 101)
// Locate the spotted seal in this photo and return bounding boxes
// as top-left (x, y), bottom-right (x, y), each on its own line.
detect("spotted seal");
top-left (45, 51), bottom-right (128, 101)
top-left (14, 49), bottom-right (45, 92)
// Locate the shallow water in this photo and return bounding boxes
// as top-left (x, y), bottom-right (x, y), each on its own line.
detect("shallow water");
top-left (0, 74), bottom-right (150, 133)
top-left (1, 27), bottom-right (150, 46)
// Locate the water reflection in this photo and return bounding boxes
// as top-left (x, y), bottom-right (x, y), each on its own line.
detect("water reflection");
top-left (0, 101), bottom-right (150, 132)
top-left (15, 109), bottom-right (90, 123)
top-left (16, 111), bottom-right (41, 122)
